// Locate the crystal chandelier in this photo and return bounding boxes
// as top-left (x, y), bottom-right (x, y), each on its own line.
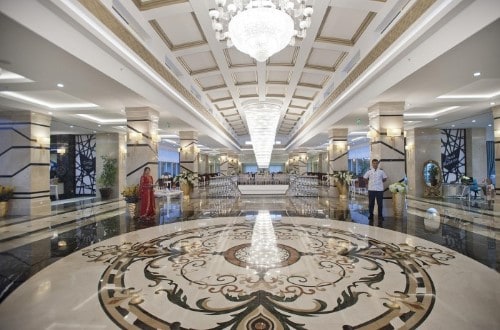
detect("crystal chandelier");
top-left (243, 101), bottom-right (281, 168)
top-left (209, 0), bottom-right (314, 62)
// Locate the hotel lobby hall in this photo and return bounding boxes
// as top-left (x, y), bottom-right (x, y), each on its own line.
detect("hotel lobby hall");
top-left (0, 0), bottom-right (500, 329)
top-left (0, 190), bottom-right (499, 329)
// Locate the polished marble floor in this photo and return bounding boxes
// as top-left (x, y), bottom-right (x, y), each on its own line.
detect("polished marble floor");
top-left (0, 187), bottom-right (498, 329)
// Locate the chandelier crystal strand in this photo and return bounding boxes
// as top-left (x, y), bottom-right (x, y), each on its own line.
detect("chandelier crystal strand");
top-left (244, 102), bottom-right (281, 168)
top-left (209, 0), bottom-right (313, 62)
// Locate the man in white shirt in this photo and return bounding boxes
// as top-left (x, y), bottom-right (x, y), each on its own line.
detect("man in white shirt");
top-left (363, 159), bottom-right (387, 223)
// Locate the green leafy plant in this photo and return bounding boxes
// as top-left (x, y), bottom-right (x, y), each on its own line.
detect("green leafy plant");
top-left (389, 182), bottom-right (407, 194)
top-left (174, 171), bottom-right (197, 186)
top-left (97, 156), bottom-right (117, 188)
top-left (0, 185), bottom-right (14, 202)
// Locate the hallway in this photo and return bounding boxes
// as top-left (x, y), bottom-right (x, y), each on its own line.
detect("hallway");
top-left (0, 189), bottom-right (498, 329)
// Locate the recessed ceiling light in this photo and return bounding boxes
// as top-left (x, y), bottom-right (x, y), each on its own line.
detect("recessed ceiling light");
top-left (48, 112), bottom-right (53, 115)
top-left (434, 118), bottom-right (438, 121)
top-left (70, 125), bottom-right (74, 128)
top-left (488, 124), bottom-right (492, 127)
top-left (473, 72), bottom-right (481, 77)
top-left (451, 125), bottom-right (455, 127)
top-left (98, 124), bottom-right (101, 127)
top-left (472, 119), bottom-right (476, 123)
top-left (57, 83), bottom-right (64, 88)
top-left (491, 102), bottom-right (496, 106)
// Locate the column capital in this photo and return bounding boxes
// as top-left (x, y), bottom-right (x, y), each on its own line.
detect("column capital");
top-left (368, 102), bottom-right (405, 117)
top-left (125, 107), bottom-right (159, 122)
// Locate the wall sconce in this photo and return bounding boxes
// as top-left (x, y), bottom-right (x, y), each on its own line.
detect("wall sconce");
top-left (56, 147), bottom-right (66, 155)
top-left (387, 128), bottom-right (402, 137)
top-left (36, 136), bottom-right (50, 147)
top-left (129, 131), bottom-right (141, 144)
top-left (366, 130), bottom-right (377, 140)
top-left (151, 134), bottom-right (161, 144)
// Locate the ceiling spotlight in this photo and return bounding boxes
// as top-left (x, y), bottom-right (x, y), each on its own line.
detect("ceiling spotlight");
top-left (57, 83), bottom-right (64, 88)
top-left (472, 119), bottom-right (476, 123)
top-left (473, 72), bottom-right (481, 77)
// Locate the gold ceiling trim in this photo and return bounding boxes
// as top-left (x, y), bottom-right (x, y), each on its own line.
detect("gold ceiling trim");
top-left (78, 0), bottom-right (238, 145)
top-left (150, 15), bottom-right (207, 52)
top-left (315, 9), bottom-right (375, 46)
top-left (224, 49), bottom-right (256, 68)
top-left (132, 0), bottom-right (188, 11)
top-left (297, 82), bottom-right (324, 90)
top-left (209, 96), bottom-right (232, 103)
top-left (291, 0), bottom-right (437, 144)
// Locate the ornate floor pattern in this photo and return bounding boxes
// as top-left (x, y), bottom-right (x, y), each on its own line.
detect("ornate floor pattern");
top-left (0, 213), bottom-right (498, 329)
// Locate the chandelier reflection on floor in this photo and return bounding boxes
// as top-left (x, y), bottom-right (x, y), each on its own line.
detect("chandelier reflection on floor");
top-left (209, 0), bottom-right (313, 62)
top-left (243, 101), bottom-right (281, 169)
top-left (247, 210), bottom-right (280, 270)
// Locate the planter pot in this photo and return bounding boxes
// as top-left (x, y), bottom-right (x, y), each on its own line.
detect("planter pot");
top-left (337, 184), bottom-right (348, 200)
top-left (0, 201), bottom-right (8, 217)
top-left (99, 188), bottom-right (113, 200)
top-left (392, 193), bottom-right (405, 218)
top-left (180, 183), bottom-right (192, 197)
top-left (126, 202), bottom-right (137, 218)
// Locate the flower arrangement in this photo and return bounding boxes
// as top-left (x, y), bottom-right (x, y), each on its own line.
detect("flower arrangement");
top-left (121, 184), bottom-right (139, 203)
top-left (174, 171), bottom-right (197, 186)
top-left (0, 185), bottom-right (14, 202)
top-left (332, 170), bottom-right (353, 187)
top-left (389, 182), bottom-right (407, 194)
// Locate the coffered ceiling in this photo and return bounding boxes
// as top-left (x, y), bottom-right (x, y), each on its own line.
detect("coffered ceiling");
top-left (0, 0), bottom-right (499, 157)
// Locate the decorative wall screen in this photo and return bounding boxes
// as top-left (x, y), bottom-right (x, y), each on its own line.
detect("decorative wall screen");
top-left (75, 135), bottom-right (96, 195)
top-left (441, 129), bottom-right (466, 183)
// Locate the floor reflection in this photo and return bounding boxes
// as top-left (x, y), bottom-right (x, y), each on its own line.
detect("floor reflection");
top-left (0, 190), bottom-right (498, 304)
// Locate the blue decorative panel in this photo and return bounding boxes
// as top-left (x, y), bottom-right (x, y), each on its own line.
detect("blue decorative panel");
top-left (75, 135), bottom-right (96, 195)
top-left (441, 129), bottom-right (466, 183)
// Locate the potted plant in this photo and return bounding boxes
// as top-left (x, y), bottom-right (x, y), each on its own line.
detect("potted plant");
top-left (389, 182), bottom-right (407, 218)
top-left (0, 185), bottom-right (14, 217)
top-left (97, 156), bottom-right (117, 200)
top-left (121, 184), bottom-right (139, 203)
top-left (174, 171), bottom-right (197, 196)
top-left (332, 170), bottom-right (353, 198)
top-left (121, 184), bottom-right (139, 217)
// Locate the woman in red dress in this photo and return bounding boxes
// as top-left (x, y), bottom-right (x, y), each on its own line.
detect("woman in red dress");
top-left (139, 167), bottom-right (156, 220)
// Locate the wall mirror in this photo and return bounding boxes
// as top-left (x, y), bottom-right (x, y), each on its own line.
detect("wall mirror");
top-left (423, 160), bottom-right (442, 197)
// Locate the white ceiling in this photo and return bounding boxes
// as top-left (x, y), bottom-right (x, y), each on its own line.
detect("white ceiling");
top-left (0, 0), bottom-right (499, 157)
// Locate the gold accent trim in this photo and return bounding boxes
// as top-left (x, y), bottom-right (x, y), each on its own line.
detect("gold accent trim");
top-left (316, 10), bottom-right (375, 46)
top-left (150, 17), bottom-right (207, 52)
top-left (290, 0), bottom-right (437, 144)
top-left (77, 0), bottom-right (238, 145)
top-left (224, 49), bottom-right (256, 68)
top-left (132, 0), bottom-right (188, 11)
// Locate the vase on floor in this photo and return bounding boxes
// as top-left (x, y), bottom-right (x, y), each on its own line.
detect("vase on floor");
top-left (180, 183), bottom-right (192, 197)
top-left (337, 183), bottom-right (348, 200)
top-left (125, 197), bottom-right (138, 218)
top-left (392, 193), bottom-right (405, 218)
top-left (0, 201), bottom-right (8, 217)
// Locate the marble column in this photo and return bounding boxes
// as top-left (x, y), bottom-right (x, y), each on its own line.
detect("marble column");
top-left (219, 152), bottom-right (228, 175)
top-left (328, 128), bottom-right (349, 174)
top-left (0, 111), bottom-right (51, 216)
top-left (493, 106), bottom-right (500, 198)
top-left (408, 128), bottom-right (442, 197)
top-left (125, 107), bottom-right (159, 186)
top-left (179, 131), bottom-right (199, 176)
top-left (368, 102), bottom-right (406, 199)
top-left (96, 133), bottom-right (123, 199)
top-left (298, 152), bottom-right (307, 175)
